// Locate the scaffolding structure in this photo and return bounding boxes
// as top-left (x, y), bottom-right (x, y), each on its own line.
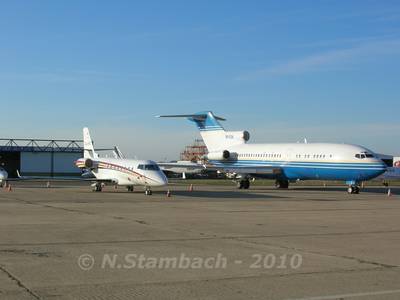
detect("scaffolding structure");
top-left (179, 139), bottom-right (208, 162)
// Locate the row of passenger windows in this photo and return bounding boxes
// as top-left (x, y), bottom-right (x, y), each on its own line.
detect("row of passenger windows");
top-left (238, 153), bottom-right (333, 159)
top-left (238, 153), bottom-right (282, 158)
top-left (295, 154), bottom-right (333, 159)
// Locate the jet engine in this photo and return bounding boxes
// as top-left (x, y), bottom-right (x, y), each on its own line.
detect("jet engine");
top-left (84, 158), bottom-right (98, 169)
top-left (224, 131), bottom-right (250, 143)
top-left (207, 150), bottom-right (233, 160)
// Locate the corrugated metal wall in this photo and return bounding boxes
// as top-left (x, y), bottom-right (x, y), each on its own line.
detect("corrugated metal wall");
top-left (21, 152), bottom-right (82, 176)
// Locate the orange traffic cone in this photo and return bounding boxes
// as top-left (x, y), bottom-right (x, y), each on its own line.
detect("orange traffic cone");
top-left (188, 184), bottom-right (193, 192)
top-left (166, 189), bottom-right (171, 197)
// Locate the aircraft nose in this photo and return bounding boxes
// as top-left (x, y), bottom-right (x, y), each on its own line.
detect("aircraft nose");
top-left (374, 159), bottom-right (387, 176)
top-left (157, 172), bottom-right (168, 186)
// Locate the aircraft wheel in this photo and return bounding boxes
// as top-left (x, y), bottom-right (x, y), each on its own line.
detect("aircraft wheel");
top-left (243, 180), bottom-right (250, 189)
top-left (145, 189), bottom-right (152, 195)
top-left (93, 183), bottom-right (102, 192)
top-left (237, 181), bottom-right (244, 189)
top-left (127, 186), bottom-right (134, 192)
top-left (348, 185), bottom-right (360, 194)
top-left (275, 180), bottom-right (289, 189)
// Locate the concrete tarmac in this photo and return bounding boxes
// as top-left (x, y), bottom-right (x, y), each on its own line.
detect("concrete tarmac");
top-left (0, 182), bottom-right (399, 300)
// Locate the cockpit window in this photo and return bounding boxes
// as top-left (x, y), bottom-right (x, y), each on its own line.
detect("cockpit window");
top-left (144, 164), bottom-right (160, 171)
top-left (138, 164), bottom-right (144, 170)
top-left (355, 153), bottom-right (374, 159)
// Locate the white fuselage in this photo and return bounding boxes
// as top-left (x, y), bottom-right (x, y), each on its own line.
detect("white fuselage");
top-left (210, 143), bottom-right (387, 182)
top-left (75, 158), bottom-right (168, 187)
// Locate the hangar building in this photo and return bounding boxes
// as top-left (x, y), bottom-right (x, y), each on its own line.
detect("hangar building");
top-left (0, 138), bottom-right (83, 178)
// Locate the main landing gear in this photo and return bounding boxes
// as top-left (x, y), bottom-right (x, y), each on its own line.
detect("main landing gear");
top-left (237, 179), bottom-right (250, 189)
top-left (92, 182), bottom-right (103, 192)
top-left (275, 179), bottom-right (289, 189)
top-left (347, 185), bottom-right (360, 194)
top-left (127, 186), bottom-right (134, 192)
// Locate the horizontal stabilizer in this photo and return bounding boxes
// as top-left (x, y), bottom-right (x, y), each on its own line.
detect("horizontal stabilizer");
top-left (157, 113), bottom-right (226, 121)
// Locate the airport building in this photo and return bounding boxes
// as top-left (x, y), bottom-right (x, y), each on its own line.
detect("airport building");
top-left (0, 138), bottom-right (83, 178)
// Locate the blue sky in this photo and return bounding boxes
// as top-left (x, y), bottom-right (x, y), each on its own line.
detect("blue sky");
top-left (1, 0), bottom-right (399, 159)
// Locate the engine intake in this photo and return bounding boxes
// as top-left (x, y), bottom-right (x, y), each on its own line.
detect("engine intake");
top-left (207, 150), bottom-right (235, 161)
top-left (84, 158), bottom-right (98, 169)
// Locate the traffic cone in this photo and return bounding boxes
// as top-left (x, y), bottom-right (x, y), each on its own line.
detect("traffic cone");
top-left (188, 184), bottom-right (193, 192)
top-left (388, 189), bottom-right (392, 197)
top-left (166, 189), bottom-right (171, 197)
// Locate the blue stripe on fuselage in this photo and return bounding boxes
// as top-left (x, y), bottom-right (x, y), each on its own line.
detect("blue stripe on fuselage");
top-left (209, 159), bottom-right (386, 181)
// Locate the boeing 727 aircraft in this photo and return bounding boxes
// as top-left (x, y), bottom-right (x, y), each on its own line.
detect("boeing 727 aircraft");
top-left (75, 128), bottom-right (168, 195)
top-left (158, 111), bottom-right (387, 194)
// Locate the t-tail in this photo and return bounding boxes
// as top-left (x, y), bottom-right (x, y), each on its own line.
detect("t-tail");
top-left (157, 111), bottom-right (250, 152)
top-left (83, 127), bottom-right (99, 159)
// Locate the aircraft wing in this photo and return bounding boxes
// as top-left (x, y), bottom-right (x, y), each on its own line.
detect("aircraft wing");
top-left (205, 164), bottom-right (283, 175)
top-left (158, 162), bottom-right (205, 171)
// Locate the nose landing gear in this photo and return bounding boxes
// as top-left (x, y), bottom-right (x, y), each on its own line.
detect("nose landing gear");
top-left (144, 187), bottom-right (152, 195)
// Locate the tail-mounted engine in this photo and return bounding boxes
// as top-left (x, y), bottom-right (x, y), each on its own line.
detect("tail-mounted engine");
top-left (84, 158), bottom-right (98, 169)
top-left (206, 150), bottom-right (237, 161)
top-left (224, 131), bottom-right (250, 143)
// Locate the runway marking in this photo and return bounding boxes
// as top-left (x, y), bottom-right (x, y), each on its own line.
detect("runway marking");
top-left (287, 289), bottom-right (400, 300)
top-left (0, 265), bottom-right (42, 299)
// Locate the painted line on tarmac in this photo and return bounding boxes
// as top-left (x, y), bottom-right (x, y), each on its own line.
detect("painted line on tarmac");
top-left (287, 289), bottom-right (400, 300)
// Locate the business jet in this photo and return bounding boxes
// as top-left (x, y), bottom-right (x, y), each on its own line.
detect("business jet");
top-left (158, 111), bottom-right (387, 194)
top-left (75, 128), bottom-right (168, 195)
top-left (0, 167), bottom-right (8, 187)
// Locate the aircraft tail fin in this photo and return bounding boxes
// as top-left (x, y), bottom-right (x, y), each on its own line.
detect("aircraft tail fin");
top-left (83, 127), bottom-right (98, 159)
top-left (157, 111), bottom-right (249, 152)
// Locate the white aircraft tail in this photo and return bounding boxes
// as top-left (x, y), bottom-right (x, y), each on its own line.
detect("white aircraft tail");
top-left (158, 111), bottom-right (250, 152)
top-left (83, 127), bottom-right (98, 159)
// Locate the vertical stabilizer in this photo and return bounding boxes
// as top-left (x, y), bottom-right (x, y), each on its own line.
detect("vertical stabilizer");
top-left (83, 127), bottom-right (98, 159)
top-left (158, 111), bottom-right (249, 152)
